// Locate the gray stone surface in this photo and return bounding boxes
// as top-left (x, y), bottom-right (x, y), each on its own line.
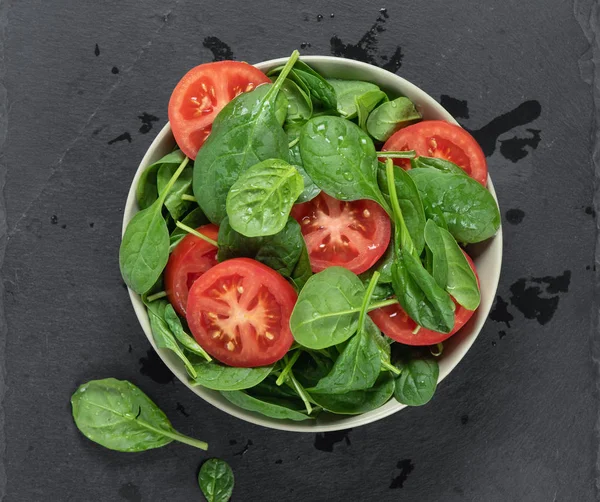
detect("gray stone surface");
top-left (0, 1), bottom-right (598, 500)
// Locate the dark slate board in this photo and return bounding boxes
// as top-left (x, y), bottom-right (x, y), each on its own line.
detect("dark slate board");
top-left (0, 1), bottom-right (598, 501)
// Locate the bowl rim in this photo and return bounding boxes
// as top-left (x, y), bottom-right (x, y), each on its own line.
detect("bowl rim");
top-left (122, 55), bottom-right (503, 432)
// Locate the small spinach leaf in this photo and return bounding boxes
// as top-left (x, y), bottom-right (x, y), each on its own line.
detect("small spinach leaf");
top-left (198, 459), bottom-right (234, 502)
top-left (292, 60), bottom-right (337, 110)
top-left (136, 149), bottom-right (186, 210)
top-left (279, 78), bottom-right (312, 123)
top-left (394, 358), bottom-right (439, 406)
top-left (221, 390), bottom-right (311, 421)
top-left (191, 362), bottom-right (272, 391)
top-left (366, 97), bottom-right (421, 142)
top-left (71, 378), bottom-right (208, 451)
top-left (411, 156), bottom-right (466, 175)
top-left (157, 161), bottom-right (194, 221)
top-left (356, 90), bottom-right (388, 131)
top-left (226, 159), bottom-right (304, 237)
top-left (289, 244), bottom-right (312, 291)
top-left (169, 207), bottom-right (209, 252)
top-left (327, 79), bottom-right (380, 118)
top-left (287, 124), bottom-right (320, 203)
top-left (163, 304), bottom-right (212, 361)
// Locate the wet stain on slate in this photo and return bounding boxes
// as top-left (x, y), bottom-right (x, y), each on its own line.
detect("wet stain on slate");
top-left (499, 330), bottom-right (507, 339)
top-left (317, 14), bottom-right (323, 22)
top-left (509, 271), bottom-right (571, 325)
top-left (176, 402), bottom-right (190, 417)
top-left (89, 222), bottom-right (95, 228)
top-left (128, 344), bottom-right (133, 353)
top-left (50, 215), bottom-right (58, 225)
top-left (585, 206), bottom-right (596, 217)
top-left (440, 95), bottom-right (470, 119)
top-left (118, 482), bottom-right (141, 502)
top-left (61, 224), bottom-right (67, 229)
top-left (506, 208), bottom-right (525, 225)
top-left (330, 11), bottom-right (403, 72)
top-left (390, 459), bottom-right (414, 489)
top-left (108, 132), bottom-right (132, 145)
top-left (139, 349), bottom-right (174, 384)
top-left (234, 439), bottom-right (253, 456)
top-left (138, 112), bottom-right (159, 134)
top-left (314, 429), bottom-right (352, 452)
top-left (489, 295), bottom-right (514, 327)
top-left (300, 42), bottom-right (312, 49)
top-left (275, 459), bottom-right (283, 464)
top-left (112, 66), bottom-right (119, 74)
top-left (461, 414), bottom-right (469, 425)
top-left (94, 44), bottom-right (100, 56)
top-left (229, 439), bottom-right (237, 445)
top-left (203, 36), bottom-right (234, 61)
top-left (499, 129), bottom-right (541, 162)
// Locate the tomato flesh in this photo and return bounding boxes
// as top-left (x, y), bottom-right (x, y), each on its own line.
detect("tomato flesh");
top-left (291, 192), bottom-right (391, 275)
top-left (186, 258), bottom-right (297, 367)
top-left (382, 120), bottom-right (488, 186)
top-left (369, 251), bottom-right (479, 345)
top-left (168, 61), bottom-right (271, 159)
top-left (165, 224), bottom-right (219, 317)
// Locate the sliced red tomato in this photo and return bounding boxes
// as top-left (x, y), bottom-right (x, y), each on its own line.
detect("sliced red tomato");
top-left (168, 61), bottom-right (271, 159)
top-left (369, 251), bottom-right (479, 346)
top-left (186, 258), bottom-right (297, 367)
top-left (382, 120), bottom-right (488, 186)
top-left (165, 224), bottom-right (219, 317)
top-left (290, 192), bottom-right (391, 275)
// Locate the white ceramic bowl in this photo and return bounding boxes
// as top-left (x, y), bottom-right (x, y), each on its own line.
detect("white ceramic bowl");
top-left (123, 56), bottom-right (503, 432)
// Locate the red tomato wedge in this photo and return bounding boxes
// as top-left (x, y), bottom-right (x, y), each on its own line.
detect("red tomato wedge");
top-left (369, 251), bottom-right (479, 346)
top-left (168, 61), bottom-right (271, 159)
top-left (290, 192), bottom-right (391, 275)
top-left (382, 120), bottom-right (488, 186)
top-left (186, 258), bottom-right (297, 367)
top-left (165, 224), bottom-right (219, 317)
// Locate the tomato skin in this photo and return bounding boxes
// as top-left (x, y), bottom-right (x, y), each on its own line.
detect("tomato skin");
top-left (369, 252), bottom-right (479, 346)
top-left (165, 224), bottom-right (219, 317)
top-left (168, 61), bottom-right (271, 159)
top-left (186, 258), bottom-right (296, 367)
top-left (382, 120), bottom-right (488, 186)
top-left (291, 192), bottom-right (391, 275)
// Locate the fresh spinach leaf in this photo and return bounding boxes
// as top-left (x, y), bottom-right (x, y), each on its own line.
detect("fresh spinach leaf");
top-left (359, 241), bottom-right (394, 285)
top-left (191, 362), bottom-right (272, 391)
top-left (290, 267), bottom-right (365, 349)
top-left (327, 79), bottom-right (380, 118)
top-left (424, 220), bottom-right (480, 310)
top-left (291, 60), bottom-right (337, 110)
top-left (136, 149), bottom-right (186, 210)
top-left (394, 357), bottom-right (439, 406)
top-left (377, 162), bottom-right (426, 255)
top-left (299, 116), bottom-right (389, 210)
top-left (366, 97), bottom-right (421, 142)
top-left (169, 207), bottom-right (209, 252)
top-left (71, 378), bottom-right (208, 451)
top-left (293, 351), bottom-right (335, 388)
top-left (309, 373), bottom-right (395, 415)
top-left (121, 157), bottom-right (189, 294)
top-left (356, 90), bottom-right (388, 131)
top-left (289, 244), bottom-right (312, 291)
top-left (287, 124), bottom-right (320, 203)
top-left (198, 459), bottom-right (234, 502)
top-left (221, 390), bottom-right (311, 421)
top-left (279, 78), bottom-right (312, 123)
top-left (194, 51), bottom-right (299, 223)
top-left (157, 161), bottom-right (194, 221)
top-left (409, 168), bottom-right (501, 243)
top-left (421, 194), bottom-right (448, 231)
top-left (163, 304), bottom-right (212, 361)
top-left (411, 156), bottom-right (466, 175)
top-left (226, 159), bottom-right (304, 237)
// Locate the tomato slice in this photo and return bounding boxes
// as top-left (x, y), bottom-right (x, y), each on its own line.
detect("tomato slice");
top-left (168, 61), bottom-right (271, 159)
top-left (369, 252), bottom-right (479, 346)
top-left (382, 120), bottom-right (488, 186)
top-left (186, 258), bottom-right (297, 367)
top-left (165, 224), bottom-right (219, 317)
top-left (290, 192), bottom-right (391, 275)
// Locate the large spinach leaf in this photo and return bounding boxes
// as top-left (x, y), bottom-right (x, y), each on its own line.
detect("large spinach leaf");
top-left (198, 459), bottom-right (234, 502)
top-left (226, 159), bottom-right (304, 237)
top-left (366, 97), bottom-right (421, 142)
top-left (71, 378), bottom-right (208, 451)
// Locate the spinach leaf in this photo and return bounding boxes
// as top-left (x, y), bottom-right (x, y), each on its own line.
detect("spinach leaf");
top-left (293, 351), bottom-right (335, 388)
top-left (194, 51), bottom-right (299, 224)
top-left (120, 157), bottom-right (189, 294)
top-left (279, 78), bottom-right (312, 123)
top-left (411, 156), bottom-right (466, 175)
top-left (71, 378), bottom-right (208, 451)
top-left (157, 161), bottom-right (194, 221)
top-left (163, 304), bottom-right (212, 361)
top-left (421, 194), bottom-right (448, 231)
top-left (359, 241), bottom-right (394, 284)
top-left (309, 373), bottom-right (395, 415)
top-left (217, 217), bottom-right (309, 284)
top-left (136, 149), bottom-right (186, 210)
top-left (391, 249), bottom-right (455, 333)
top-left (291, 60), bottom-right (337, 110)
top-left (409, 168), bottom-right (501, 243)
top-left (394, 357), bottom-right (439, 406)
top-left (169, 207), bottom-right (209, 252)
top-left (424, 220), bottom-right (480, 310)
top-left (198, 459), bottom-right (234, 502)
top-left (289, 244), bottom-right (312, 291)
top-left (226, 159), bottom-right (304, 237)
top-left (221, 390), bottom-right (311, 421)
top-left (377, 162), bottom-right (426, 255)
top-left (287, 124), bottom-right (320, 203)
top-left (290, 267), bottom-right (365, 349)
top-left (299, 116), bottom-right (389, 210)
top-left (146, 299), bottom-right (197, 378)
top-left (356, 90), bottom-right (388, 131)
top-left (191, 362), bottom-right (272, 391)
top-left (366, 97), bottom-right (421, 142)
top-left (327, 79), bottom-right (380, 118)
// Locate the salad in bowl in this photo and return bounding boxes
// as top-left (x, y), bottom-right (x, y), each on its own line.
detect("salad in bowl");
top-left (120, 51), bottom-right (502, 431)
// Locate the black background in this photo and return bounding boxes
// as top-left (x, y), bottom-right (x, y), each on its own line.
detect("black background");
top-left (1, 1), bottom-right (598, 500)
